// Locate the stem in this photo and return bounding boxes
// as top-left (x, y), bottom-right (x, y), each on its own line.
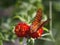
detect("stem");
top-left (49, 1), bottom-right (55, 42)
top-left (22, 38), bottom-right (27, 45)
top-left (14, 38), bottom-right (27, 45)
top-left (14, 38), bottom-right (21, 45)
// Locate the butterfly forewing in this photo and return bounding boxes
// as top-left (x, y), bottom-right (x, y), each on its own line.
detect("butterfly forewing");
top-left (30, 9), bottom-right (42, 33)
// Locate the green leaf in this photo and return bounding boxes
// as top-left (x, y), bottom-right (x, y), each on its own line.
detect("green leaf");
top-left (27, 38), bottom-right (35, 45)
top-left (0, 33), bottom-right (3, 45)
top-left (0, 40), bottom-right (3, 45)
top-left (13, 15), bottom-right (20, 20)
top-left (13, 15), bottom-right (26, 22)
top-left (42, 33), bottom-right (50, 37)
top-left (43, 27), bottom-right (49, 32)
top-left (0, 33), bottom-right (4, 40)
top-left (40, 38), bottom-right (52, 42)
top-left (19, 38), bottom-right (23, 42)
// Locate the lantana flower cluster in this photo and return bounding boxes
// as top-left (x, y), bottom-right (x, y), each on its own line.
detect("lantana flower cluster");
top-left (15, 22), bottom-right (44, 38)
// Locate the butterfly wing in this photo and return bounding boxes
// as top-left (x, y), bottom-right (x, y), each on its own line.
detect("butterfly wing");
top-left (37, 19), bottom-right (49, 31)
top-left (30, 9), bottom-right (42, 33)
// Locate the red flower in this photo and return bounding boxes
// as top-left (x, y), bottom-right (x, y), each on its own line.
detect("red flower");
top-left (30, 28), bottom-right (44, 38)
top-left (15, 22), bottom-right (30, 37)
top-left (15, 22), bottom-right (44, 38)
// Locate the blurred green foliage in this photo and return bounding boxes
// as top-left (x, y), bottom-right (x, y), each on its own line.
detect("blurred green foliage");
top-left (0, 0), bottom-right (60, 45)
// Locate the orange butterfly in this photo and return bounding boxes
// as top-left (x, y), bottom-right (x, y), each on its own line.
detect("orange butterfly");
top-left (30, 8), bottom-right (48, 33)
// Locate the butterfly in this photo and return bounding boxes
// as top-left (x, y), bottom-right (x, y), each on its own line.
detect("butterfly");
top-left (30, 8), bottom-right (48, 33)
